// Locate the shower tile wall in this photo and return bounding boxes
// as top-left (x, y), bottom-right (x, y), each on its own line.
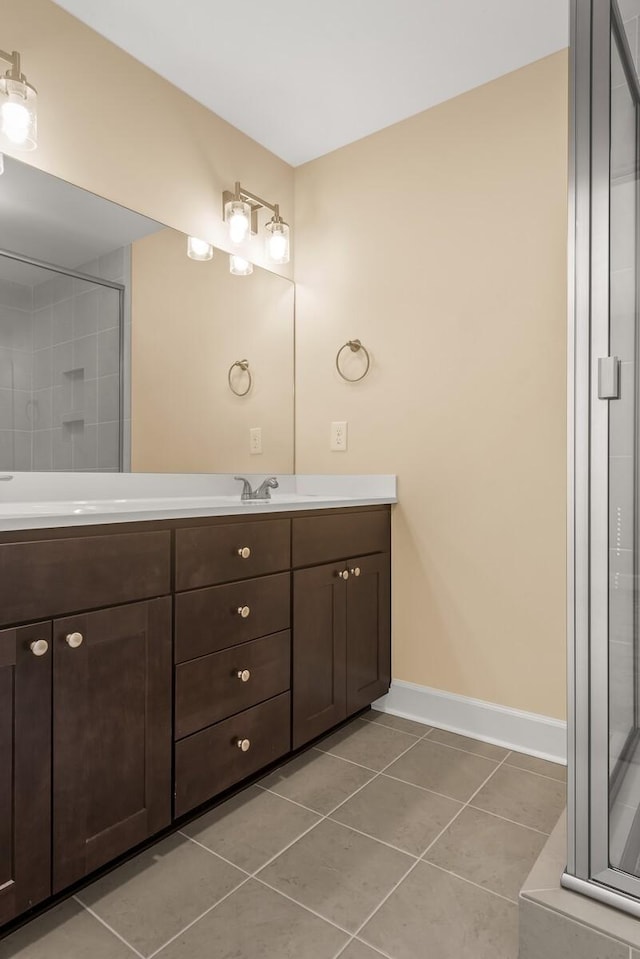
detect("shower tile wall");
top-left (0, 248), bottom-right (125, 472)
top-left (0, 278), bottom-right (34, 470)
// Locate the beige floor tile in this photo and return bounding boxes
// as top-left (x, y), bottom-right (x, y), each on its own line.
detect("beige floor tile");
top-left (316, 719), bottom-right (419, 771)
top-left (505, 752), bottom-right (567, 782)
top-left (471, 765), bottom-right (566, 834)
top-left (331, 774), bottom-right (461, 855)
top-left (424, 806), bottom-right (547, 901)
top-left (77, 833), bottom-right (245, 956)
top-left (360, 861), bottom-right (518, 959)
top-left (428, 727), bottom-right (509, 760)
top-left (0, 900), bottom-right (135, 959)
top-left (156, 879), bottom-right (348, 959)
top-left (182, 785), bottom-right (320, 872)
top-left (257, 818), bottom-right (413, 932)
top-left (259, 749), bottom-right (375, 814)
top-left (339, 940), bottom-right (387, 959)
top-left (385, 739), bottom-right (499, 801)
top-left (361, 709), bottom-right (430, 737)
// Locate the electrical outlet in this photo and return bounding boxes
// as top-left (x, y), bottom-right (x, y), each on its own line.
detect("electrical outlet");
top-left (250, 427), bottom-right (262, 455)
top-left (330, 421), bottom-right (348, 451)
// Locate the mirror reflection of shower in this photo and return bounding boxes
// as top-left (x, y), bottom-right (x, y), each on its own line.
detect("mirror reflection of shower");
top-left (0, 252), bottom-right (123, 472)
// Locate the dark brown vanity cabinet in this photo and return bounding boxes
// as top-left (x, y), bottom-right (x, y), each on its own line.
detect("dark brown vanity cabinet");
top-left (0, 529), bottom-right (173, 924)
top-left (52, 598), bottom-right (172, 892)
top-left (173, 518), bottom-right (293, 818)
top-left (0, 505), bottom-right (391, 929)
top-left (292, 512), bottom-right (391, 749)
top-left (0, 623), bottom-right (52, 925)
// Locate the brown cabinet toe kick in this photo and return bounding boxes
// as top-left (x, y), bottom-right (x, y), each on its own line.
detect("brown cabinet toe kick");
top-left (0, 504), bottom-right (391, 930)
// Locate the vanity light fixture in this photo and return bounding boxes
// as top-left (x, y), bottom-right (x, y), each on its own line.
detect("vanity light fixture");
top-left (186, 235), bottom-right (214, 261)
top-left (0, 49), bottom-right (37, 150)
top-left (222, 182), bottom-right (290, 265)
top-left (229, 254), bottom-right (253, 276)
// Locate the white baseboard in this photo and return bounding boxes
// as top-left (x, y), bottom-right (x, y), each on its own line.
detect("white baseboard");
top-left (373, 679), bottom-right (567, 764)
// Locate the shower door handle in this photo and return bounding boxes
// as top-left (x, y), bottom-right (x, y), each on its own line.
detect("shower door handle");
top-left (597, 356), bottom-right (620, 399)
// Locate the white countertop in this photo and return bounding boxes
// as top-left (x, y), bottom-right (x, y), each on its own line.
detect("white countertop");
top-left (0, 473), bottom-right (397, 531)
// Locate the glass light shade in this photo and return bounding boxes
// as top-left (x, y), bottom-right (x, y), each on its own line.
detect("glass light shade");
top-left (0, 77), bottom-right (37, 150)
top-left (229, 254), bottom-right (253, 276)
top-left (186, 236), bottom-right (214, 261)
top-left (224, 199), bottom-right (251, 245)
top-left (265, 219), bottom-right (290, 265)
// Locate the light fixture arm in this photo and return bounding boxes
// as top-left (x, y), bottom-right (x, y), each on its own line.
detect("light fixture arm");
top-left (0, 49), bottom-right (25, 81)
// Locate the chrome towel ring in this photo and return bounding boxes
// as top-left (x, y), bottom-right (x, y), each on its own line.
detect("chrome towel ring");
top-left (228, 359), bottom-right (252, 396)
top-left (336, 339), bottom-right (371, 382)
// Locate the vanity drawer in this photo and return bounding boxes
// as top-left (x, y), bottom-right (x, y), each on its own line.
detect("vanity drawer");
top-left (174, 572), bottom-right (290, 663)
top-left (175, 630), bottom-right (290, 739)
top-left (292, 509), bottom-right (390, 569)
top-left (0, 531), bottom-right (171, 627)
top-left (174, 692), bottom-right (291, 817)
top-left (175, 519), bottom-right (290, 590)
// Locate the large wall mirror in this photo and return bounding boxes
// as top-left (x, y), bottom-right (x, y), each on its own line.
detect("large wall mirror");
top-left (0, 156), bottom-right (294, 474)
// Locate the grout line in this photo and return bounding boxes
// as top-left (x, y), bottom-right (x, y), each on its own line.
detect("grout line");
top-left (311, 746), bottom-right (380, 773)
top-left (424, 861), bottom-right (519, 905)
top-left (326, 816), bottom-right (418, 861)
top-left (331, 935), bottom-right (395, 959)
top-left (176, 831), bottom-right (253, 876)
top-left (424, 738), bottom-right (510, 762)
top-left (364, 715), bottom-right (433, 737)
top-left (147, 875), bottom-right (253, 958)
top-left (253, 875), bottom-right (354, 937)
top-left (72, 898), bottom-right (147, 959)
top-left (462, 803), bottom-right (552, 837)
top-left (502, 761), bottom-right (568, 785)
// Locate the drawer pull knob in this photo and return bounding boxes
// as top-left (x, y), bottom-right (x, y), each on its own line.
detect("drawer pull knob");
top-left (350, 567), bottom-right (361, 577)
top-left (30, 639), bottom-right (49, 657)
top-left (337, 569), bottom-right (349, 580)
top-left (236, 738), bottom-right (251, 752)
top-left (238, 546), bottom-right (251, 559)
top-left (65, 631), bottom-right (84, 648)
top-left (237, 669), bottom-right (251, 682)
top-left (236, 605), bottom-right (251, 619)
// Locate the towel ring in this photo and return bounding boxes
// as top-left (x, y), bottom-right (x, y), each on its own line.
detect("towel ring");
top-left (228, 359), bottom-right (252, 396)
top-left (336, 339), bottom-right (371, 382)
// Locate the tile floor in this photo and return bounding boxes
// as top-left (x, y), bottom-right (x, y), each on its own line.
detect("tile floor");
top-left (0, 710), bottom-right (567, 959)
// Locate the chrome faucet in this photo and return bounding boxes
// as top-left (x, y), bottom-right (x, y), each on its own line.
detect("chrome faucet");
top-left (234, 476), bottom-right (279, 501)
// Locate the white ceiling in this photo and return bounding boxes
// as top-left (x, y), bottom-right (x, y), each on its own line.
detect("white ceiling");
top-left (52, 0), bottom-right (569, 166)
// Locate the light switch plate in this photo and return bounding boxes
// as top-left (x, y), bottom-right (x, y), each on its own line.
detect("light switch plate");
top-left (250, 427), bottom-right (262, 454)
top-left (330, 421), bottom-right (348, 451)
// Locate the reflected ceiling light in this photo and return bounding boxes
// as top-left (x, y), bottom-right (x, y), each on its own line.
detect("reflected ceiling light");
top-left (229, 254), bottom-right (253, 276)
top-left (0, 49), bottom-right (37, 150)
top-left (187, 236), bottom-right (214, 261)
top-left (0, 153), bottom-right (4, 176)
top-left (222, 182), bottom-right (290, 265)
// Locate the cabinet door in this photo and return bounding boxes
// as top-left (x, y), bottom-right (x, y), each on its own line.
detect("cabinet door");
top-left (293, 562), bottom-right (347, 748)
top-left (346, 553), bottom-right (391, 713)
top-left (53, 598), bottom-right (172, 892)
top-left (0, 623), bottom-right (51, 925)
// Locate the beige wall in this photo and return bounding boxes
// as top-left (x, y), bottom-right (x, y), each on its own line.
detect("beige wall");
top-left (1, 0), bottom-right (294, 276)
top-left (131, 229), bottom-right (294, 473)
top-left (294, 52), bottom-right (569, 719)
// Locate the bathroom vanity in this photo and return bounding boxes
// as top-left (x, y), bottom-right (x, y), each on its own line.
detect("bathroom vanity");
top-left (0, 477), bottom-right (394, 928)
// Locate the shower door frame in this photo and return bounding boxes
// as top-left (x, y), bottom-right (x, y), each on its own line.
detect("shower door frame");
top-left (0, 247), bottom-right (126, 473)
top-left (565, 0), bottom-right (640, 913)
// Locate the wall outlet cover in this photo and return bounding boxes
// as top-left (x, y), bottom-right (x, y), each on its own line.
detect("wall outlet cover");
top-left (330, 421), bottom-right (348, 451)
top-left (250, 427), bottom-right (262, 455)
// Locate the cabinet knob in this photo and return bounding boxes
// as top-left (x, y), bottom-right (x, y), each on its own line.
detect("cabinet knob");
top-left (236, 738), bottom-right (251, 752)
top-left (337, 569), bottom-right (349, 580)
top-left (238, 546), bottom-right (251, 559)
top-left (237, 669), bottom-right (251, 683)
top-left (30, 638), bottom-right (49, 657)
top-left (236, 605), bottom-right (251, 619)
top-left (65, 631), bottom-right (84, 648)
top-left (350, 567), bottom-right (361, 577)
